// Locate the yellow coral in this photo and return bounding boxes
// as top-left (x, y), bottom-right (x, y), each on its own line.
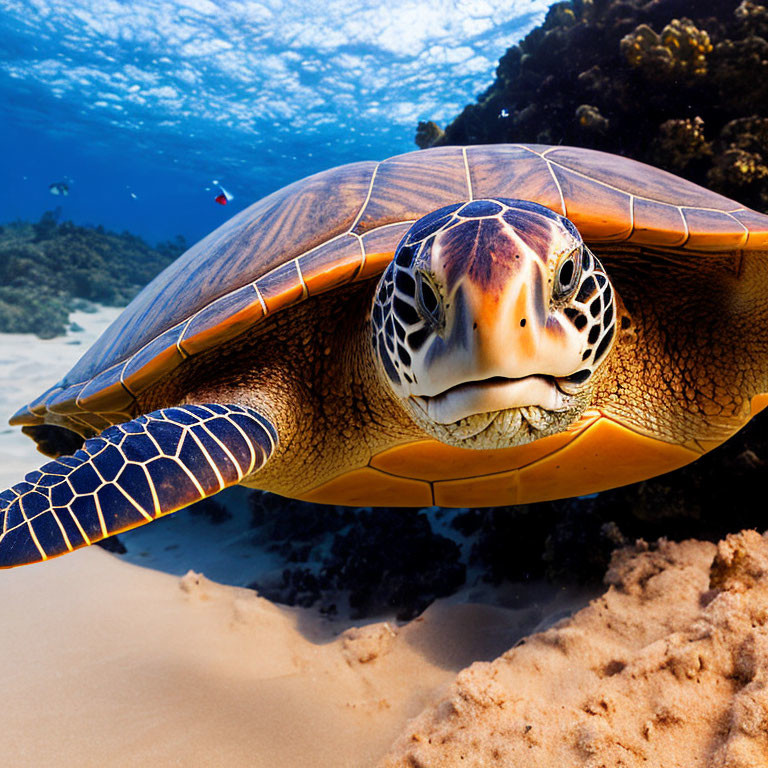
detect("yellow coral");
top-left (656, 117), bottom-right (712, 169)
top-left (621, 18), bottom-right (712, 77)
top-left (576, 104), bottom-right (609, 133)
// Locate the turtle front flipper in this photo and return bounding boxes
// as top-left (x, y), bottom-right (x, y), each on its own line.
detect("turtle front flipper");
top-left (0, 404), bottom-right (277, 568)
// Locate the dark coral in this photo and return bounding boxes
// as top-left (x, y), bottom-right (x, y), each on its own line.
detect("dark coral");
top-left (621, 18), bottom-right (712, 78)
top-left (247, 494), bottom-right (465, 620)
top-left (654, 116), bottom-right (712, 169)
top-left (709, 116), bottom-right (768, 208)
top-left (417, 0), bottom-right (768, 214)
top-left (0, 211), bottom-right (184, 337)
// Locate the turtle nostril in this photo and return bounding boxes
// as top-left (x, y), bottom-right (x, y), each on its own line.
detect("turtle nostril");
top-left (520, 318), bottom-right (527, 327)
top-left (565, 369), bottom-right (590, 385)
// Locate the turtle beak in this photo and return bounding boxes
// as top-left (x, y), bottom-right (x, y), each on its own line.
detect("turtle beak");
top-left (412, 248), bottom-right (584, 393)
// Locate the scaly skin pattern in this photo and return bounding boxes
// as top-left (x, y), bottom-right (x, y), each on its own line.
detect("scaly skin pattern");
top-left (593, 246), bottom-right (768, 445)
top-left (0, 405), bottom-right (275, 566)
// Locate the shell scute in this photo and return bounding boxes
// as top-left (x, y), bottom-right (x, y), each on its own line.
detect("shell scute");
top-left (122, 324), bottom-right (186, 398)
top-left (29, 388), bottom-right (58, 416)
top-left (353, 147), bottom-right (469, 234)
top-left (7, 404), bottom-right (37, 427)
top-left (180, 284), bottom-right (264, 357)
top-left (257, 260), bottom-right (305, 314)
top-left (681, 208), bottom-right (747, 250)
top-left (64, 160), bottom-right (377, 385)
top-left (76, 362), bottom-right (132, 414)
top-left (9, 388), bottom-right (57, 427)
top-left (550, 163), bottom-right (633, 241)
top-left (630, 199), bottom-right (687, 246)
top-left (358, 223), bottom-right (412, 281)
top-left (466, 144), bottom-right (564, 214)
top-left (46, 384), bottom-right (88, 415)
top-left (514, 416), bottom-right (700, 503)
top-left (369, 411), bottom-right (598, 482)
top-left (301, 235), bottom-right (364, 296)
top-left (543, 146), bottom-right (738, 210)
top-left (297, 466), bottom-right (433, 507)
top-left (16, 144), bottom-right (768, 443)
top-left (426, 414), bottom-right (701, 507)
top-left (730, 209), bottom-right (768, 249)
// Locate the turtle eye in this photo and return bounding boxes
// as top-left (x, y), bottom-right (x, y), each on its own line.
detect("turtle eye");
top-left (416, 272), bottom-right (442, 325)
top-left (553, 250), bottom-right (582, 300)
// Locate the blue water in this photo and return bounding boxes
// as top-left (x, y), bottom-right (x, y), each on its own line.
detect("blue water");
top-left (0, 0), bottom-right (548, 245)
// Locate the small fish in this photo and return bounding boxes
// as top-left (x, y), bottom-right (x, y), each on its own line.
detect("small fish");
top-left (214, 185), bottom-right (233, 206)
top-left (49, 181), bottom-right (69, 196)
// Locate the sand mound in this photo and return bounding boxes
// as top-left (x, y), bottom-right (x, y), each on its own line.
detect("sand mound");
top-left (0, 544), bottom-right (553, 768)
top-left (5, 531), bottom-right (768, 767)
top-left (383, 531), bottom-right (768, 767)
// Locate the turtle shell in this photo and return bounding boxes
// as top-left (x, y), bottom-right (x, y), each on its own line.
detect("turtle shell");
top-left (12, 144), bottom-right (768, 462)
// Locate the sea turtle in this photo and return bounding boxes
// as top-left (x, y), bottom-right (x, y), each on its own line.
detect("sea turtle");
top-left (3, 144), bottom-right (768, 568)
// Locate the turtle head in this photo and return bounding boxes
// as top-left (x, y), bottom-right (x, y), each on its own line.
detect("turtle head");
top-left (371, 198), bottom-right (618, 449)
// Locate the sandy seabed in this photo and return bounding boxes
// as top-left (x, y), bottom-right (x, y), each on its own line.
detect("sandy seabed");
top-left (1, 312), bottom-right (767, 767)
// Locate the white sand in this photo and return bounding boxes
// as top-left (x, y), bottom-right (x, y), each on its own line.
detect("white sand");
top-left (0, 313), bottom-right (594, 767)
top-left (0, 547), bottom-right (520, 767)
top-left (0, 307), bottom-right (121, 487)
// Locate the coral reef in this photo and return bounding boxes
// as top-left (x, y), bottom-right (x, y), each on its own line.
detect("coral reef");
top-left (0, 211), bottom-right (184, 337)
top-left (416, 0), bottom-right (768, 213)
top-left (247, 494), bottom-right (464, 620)
top-left (621, 18), bottom-right (712, 78)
